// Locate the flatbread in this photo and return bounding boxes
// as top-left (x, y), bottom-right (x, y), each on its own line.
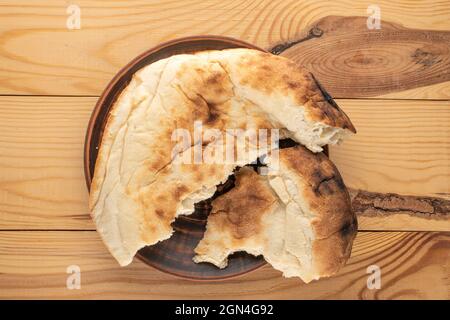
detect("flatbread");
top-left (194, 146), bottom-right (357, 283)
top-left (89, 48), bottom-right (355, 266)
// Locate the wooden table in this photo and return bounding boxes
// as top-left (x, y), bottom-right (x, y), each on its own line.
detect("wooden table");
top-left (0, 0), bottom-right (449, 299)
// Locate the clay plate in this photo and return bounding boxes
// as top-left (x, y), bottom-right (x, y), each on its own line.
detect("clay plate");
top-left (84, 35), bottom-right (269, 280)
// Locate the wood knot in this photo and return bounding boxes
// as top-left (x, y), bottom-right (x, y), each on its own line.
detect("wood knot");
top-left (269, 26), bottom-right (323, 55)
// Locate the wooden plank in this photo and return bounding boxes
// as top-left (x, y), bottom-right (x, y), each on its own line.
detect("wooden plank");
top-left (329, 99), bottom-right (450, 199)
top-left (0, 96), bottom-right (448, 230)
top-left (0, 96), bottom-right (92, 229)
top-left (278, 16), bottom-right (450, 99)
top-left (0, 231), bottom-right (447, 299)
top-left (330, 99), bottom-right (450, 230)
top-left (0, 0), bottom-right (449, 97)
top-left (376, 82), bottom-right (450, 100)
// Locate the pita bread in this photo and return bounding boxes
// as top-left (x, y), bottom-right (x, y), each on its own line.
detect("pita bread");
top-left (194, 146), bottom-right (357, 283)
top-left (89, 48), bottom-right (355, 266)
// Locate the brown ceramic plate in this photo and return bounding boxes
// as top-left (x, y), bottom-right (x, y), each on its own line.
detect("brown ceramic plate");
top-left (84, 35), bottom-right (269, 280)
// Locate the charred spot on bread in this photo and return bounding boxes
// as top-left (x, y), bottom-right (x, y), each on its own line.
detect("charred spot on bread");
top-left (205, 71), bottom-right (222, 85)
top-left (205, 102), bottom-right (220, 124)
top-left (312, 173), bottom-right (336, 196)
top-left (155, 209), bottom-right (165, 219)
top-left (173, 185), bottom-right (189, 200)
top-left (340, 216), bottom-right (358, 239)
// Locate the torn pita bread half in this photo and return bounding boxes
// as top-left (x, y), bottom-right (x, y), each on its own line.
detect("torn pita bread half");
top-left (89, 48), bottom-right (356, 267)
top-left (193, 145), bottom-right (357, 283)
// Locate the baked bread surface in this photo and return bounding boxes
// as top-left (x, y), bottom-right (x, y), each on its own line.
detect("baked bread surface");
top-left (194, 146), bottom-right (357, 283)
top-left (90, 49), bottom-right (355, 266)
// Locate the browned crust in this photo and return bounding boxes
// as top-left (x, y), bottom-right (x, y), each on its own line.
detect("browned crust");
top-left (206, 146), bottom-right (357, 279)
top-left (279, 146), bottom-right (357, 277)
top-left (210, 167), bottom-right (277, 241)
top-left (311, 220), bottom-right (357, 276)
top-left (235, 51), bottom-right (356, 133)
top-left (280, 146), bottom-right (357, 239)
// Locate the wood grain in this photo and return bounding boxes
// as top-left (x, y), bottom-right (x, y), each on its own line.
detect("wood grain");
top-left (0, 0), bottom-right (449, 97)
top-left (0, 0), bottom-right (449, 300)
top-left (0, 231), bottom-right (447, 299)
top-left (1, 96), bottom-right (448, 231)
top-left (329, 99), bottom-right (450, 199)
top-left (350, 189), bottom-right (450, 231)
top-left (278, 16), bottom-right (450, 98)
top-left (376, 81), bottom-right (450, 100)
top-left (0, 96), bottom-right (92, 229)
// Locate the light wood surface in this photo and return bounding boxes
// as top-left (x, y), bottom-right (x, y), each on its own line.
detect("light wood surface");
top-left (0, 0), bottom-right (449, 97)
top-left (377, 82), bottom-right (450, 100)
top-left (0, 96), bottom-right (92, 230)
top-left (0, 0), bottom-right (449, 299)
top-left (329, 99), bottom-right (450, 199)
top-left (0, 231), bottom-right (447, 299)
